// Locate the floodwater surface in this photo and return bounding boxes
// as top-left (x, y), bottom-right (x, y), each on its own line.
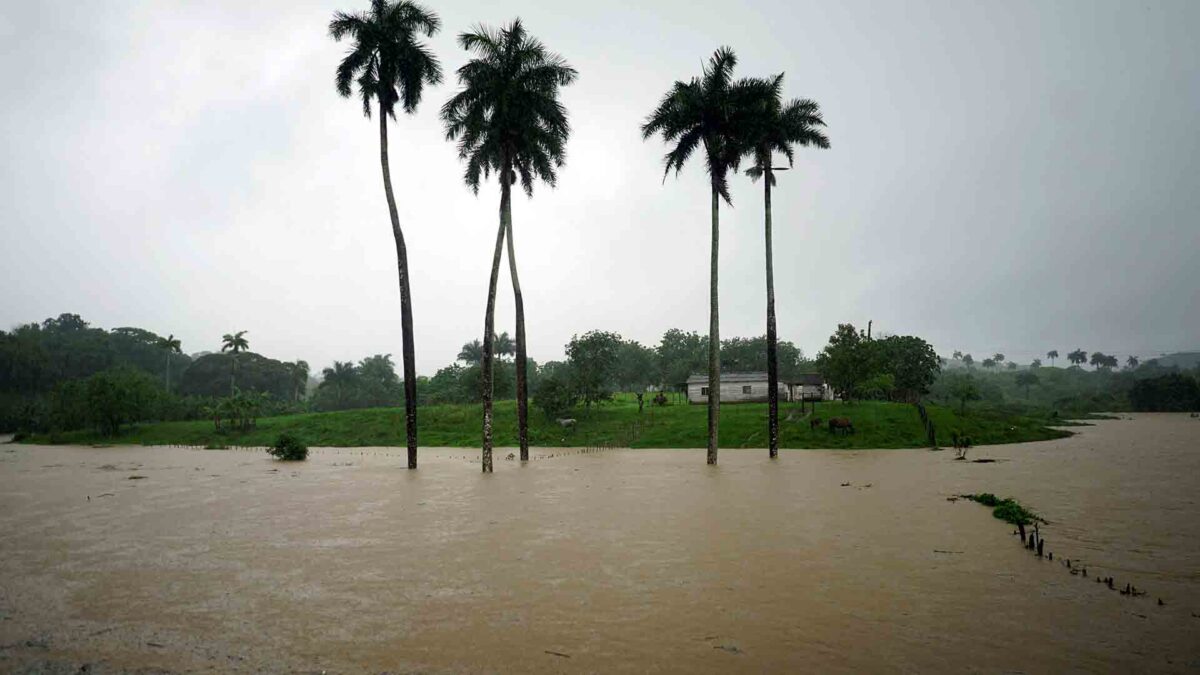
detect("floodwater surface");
top-left (1, 415), bottom-right (1198, 672)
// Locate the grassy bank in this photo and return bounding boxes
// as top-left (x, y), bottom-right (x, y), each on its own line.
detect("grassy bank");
top-left (22, 397), bottom-right (1071, 449)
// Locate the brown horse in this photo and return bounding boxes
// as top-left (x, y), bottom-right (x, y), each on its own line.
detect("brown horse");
top-left (810, 417), bottom-right (823, 431)
top-left (828, 417), bottom-right (854, 435)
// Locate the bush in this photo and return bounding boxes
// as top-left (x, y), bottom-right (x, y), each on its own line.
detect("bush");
top-left (267, 433), bottom-right (308, 461)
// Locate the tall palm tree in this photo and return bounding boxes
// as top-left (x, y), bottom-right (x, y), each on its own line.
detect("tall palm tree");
top-left (642, 47), bottom-right (766, 465)
top-left (221, 331), bottom-right (249, 395)
top-left (290, 360), bottom-right (310, 402)
top-left (495, 331), bottom-right (515, 361)
top-left (457, 339), bottom-right (484, 365)
top-left (157, 334), bottom-right (182, 393)
top-left (1047, 349), bottom-right (1058, 366)
top-left (321, 361), bottom-right (359, 409)
top-left (329, 0), bottom-right (442, 470)
top-left (442, 19), bottom-right (576, 472)
top-left (743, 73), bottom-right (828, 459)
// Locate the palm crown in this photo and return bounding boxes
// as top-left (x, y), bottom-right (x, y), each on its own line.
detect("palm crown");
top-left (221, 331), bottom-right (249, 354)
top-left (641, 47), bottom-right (770, 202)
top-left (158, 334), bottom-right (182, 354)
top-left (329, 0), bottom-right (443, 118)
top-left (441, 19), bottom-right (577, 195)
top-left (744, 74), bottom-right (829, 185)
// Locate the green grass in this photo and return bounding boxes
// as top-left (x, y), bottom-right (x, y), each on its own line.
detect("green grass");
top-left (24, 397), bottom-right (1070, 449)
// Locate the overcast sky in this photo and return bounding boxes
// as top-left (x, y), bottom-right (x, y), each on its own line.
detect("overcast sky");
top-left (2, 0), bottom-right (1197, 375)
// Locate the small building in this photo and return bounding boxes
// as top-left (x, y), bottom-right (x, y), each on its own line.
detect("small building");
top-left (787, 373), bottom-right (834, 403)
top-left (686, 371), bottom-right (833, 404)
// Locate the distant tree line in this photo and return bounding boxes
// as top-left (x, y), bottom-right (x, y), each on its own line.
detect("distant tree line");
top-left (0, 314), bottom-right (306, 435)
top-left (931, 351), bottom-right (1200, 414)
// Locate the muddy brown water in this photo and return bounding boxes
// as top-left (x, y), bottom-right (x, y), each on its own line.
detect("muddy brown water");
top-left (1, 415), bottom-right (1197, 673)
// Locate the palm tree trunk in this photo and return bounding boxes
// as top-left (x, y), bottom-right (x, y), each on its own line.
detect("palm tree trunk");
top-left (707, 183), bottom-right (721, 465)
top-left (505, 217), bottom-right (530, 462)
top-left (764, 173), bottom-right (779, 459)
top-left (481, 178), bottom-right (511, 473)
top-left (379, 111), bottom-right (420, 469)
top-left (164, 352), bottom-right (171, 393)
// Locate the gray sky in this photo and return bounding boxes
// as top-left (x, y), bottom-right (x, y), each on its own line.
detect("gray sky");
top-left (2, 0), bottom-right (1197, 375)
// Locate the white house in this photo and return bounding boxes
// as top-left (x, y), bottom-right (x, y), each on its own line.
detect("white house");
top-left (685, 371), bottom-right (831, 404)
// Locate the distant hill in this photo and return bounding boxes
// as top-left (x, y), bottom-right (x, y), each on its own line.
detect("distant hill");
top-left (1150, 352), bottom-right (1200, 370)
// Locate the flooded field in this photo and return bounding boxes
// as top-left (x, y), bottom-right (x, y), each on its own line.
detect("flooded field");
top-left (1, 414), bottom-right (1198, 673)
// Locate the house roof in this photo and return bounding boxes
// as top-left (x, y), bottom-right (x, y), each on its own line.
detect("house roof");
top-left (684, 371), bottom-right (826, 385)
top-left (685, 371), bottom-right (768, 384)
top-left (788, 373), bottom-right (825, 386)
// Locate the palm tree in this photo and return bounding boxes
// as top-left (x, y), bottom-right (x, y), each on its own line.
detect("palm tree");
top-left (1126, 355), bottom-right (1139, 370)
top-left (442, 19), bottom-right (576, 472)
top-left (742, 73), bottom-right (828, 459)
top-left (642, 47), bottom-right (767, 465)
top-left (495, 331), bottom-right (515, 361)
top-left (290, 360), bottom-right (310, 402)
top-left (1047, 349), bottom-right (1058, 366)
top-left (329, 0), bottom-right (442, 470)
top-left (157, 334), bottom-right (182, 393)
top-left (221, 331), bottom-right (249, 395)
top-left (457, 339), bottom-right (484, 365)
top-left (321, 361), bottom-right (359, 409)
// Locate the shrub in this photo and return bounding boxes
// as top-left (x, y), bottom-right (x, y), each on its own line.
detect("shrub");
top-left (962, 493), bottom-right (1042, 525)
top-left (267, 433), bottom-right (308, 461)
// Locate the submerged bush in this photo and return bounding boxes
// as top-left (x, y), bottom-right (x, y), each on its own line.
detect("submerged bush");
top-left (267, 433), bottom-right (308, 461)
top-left (962, 493), bottom-right (1041, 525)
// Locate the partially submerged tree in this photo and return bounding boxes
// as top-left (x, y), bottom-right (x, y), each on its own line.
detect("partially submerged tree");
top-left (442, 19), bottom-right (576, 471)
top-left (742, 73), bottom-right (828, 458)
top-left (642, 47), bottom-right (767, 465)
top-left (329, 0), bottom-right (443, 469)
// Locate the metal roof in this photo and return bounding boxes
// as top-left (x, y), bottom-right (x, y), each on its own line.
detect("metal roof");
top-left (684, 371), bottom-right (826, 385)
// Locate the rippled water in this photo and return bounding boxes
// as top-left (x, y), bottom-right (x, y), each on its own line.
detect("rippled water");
top-left (0, 414), bottom-right (1197, 672)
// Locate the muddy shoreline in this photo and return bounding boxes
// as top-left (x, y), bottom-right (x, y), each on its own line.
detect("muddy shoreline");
top-left (2, 414), bottom-right (1198, 672)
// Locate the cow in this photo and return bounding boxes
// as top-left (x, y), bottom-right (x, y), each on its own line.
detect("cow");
top-left (828, 417), bottom-right (854, 435)
top-left (809, 417), bottom-right (823, 431)
top-left (556, 418), bottom-right (577, 429)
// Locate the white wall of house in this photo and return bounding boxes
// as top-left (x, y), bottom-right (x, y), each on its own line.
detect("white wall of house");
top-left (792, 384), bottom-right (835, 401)
top-left (687, 380), bottom-right (789, 404)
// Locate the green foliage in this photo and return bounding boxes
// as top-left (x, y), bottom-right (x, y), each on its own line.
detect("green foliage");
top-left (655, 328), bottom-right (706, 388)
top-left (441, 19), bottom-right (576, 195)
top-left (205, 390), bottom-right (269, 432)
top-left (962, 493), bottom-right (1042, 526)
top-left (565, 330), bottom-right (622, 407)
top-left (178, 352), bottom-right (293, 399)
top-left (614, 340), bottom-right (657, 392)
top-left (82, 367), bottom-right (162, 436)
top-left (24, 399), bottom-right (1068, 450)
top-left (719, 336), bottom-right (809, 379)
top-left (533, 361), bottom-right (578, 420)
top-left (329, 0), bottom-right (443, 119)
top-left (267, 433), bottom-right (308, 461)
top-left (311, 354), bottom-right (406, 412)
top-left (1128, 373), bottom-right (1200, 412)
top-left (815, 325), bottom-right (939, 401)
top-left (936, 372), bottom-right (981, 414)
top-left (641, 46), bottom-right (770, 202)
top-left (1015, 370), bottom-right (1040, 398)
